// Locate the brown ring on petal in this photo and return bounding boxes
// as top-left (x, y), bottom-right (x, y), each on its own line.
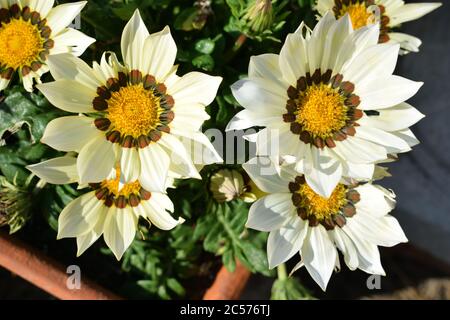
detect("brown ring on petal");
top-left (94, 118), bottom-right (111, 131)
top-left (115, 196), bottom-right (127, 209)
top-left (21, 65), bottom-right (31, 76)
top-left (139, 188), bottom-right (152, 201)
top-left (122, 135), bottom-right (135, 148)
top-left (21, 6), bottom-right (31, 21)
top-left (128, 194), bottom-right (141, 207)
top-left (93, 97), bottom-right (108, 111)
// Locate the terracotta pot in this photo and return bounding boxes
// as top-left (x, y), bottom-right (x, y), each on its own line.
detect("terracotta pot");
top-left (0, 231), bottom-right (251, 300)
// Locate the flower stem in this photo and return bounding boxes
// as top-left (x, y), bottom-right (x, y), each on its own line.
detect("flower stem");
top-left (277, 263), bottom-right (287, 281)
top-left (224, 34), bottom-right (248, 63)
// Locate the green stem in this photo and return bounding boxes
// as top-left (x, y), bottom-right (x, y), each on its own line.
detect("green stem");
top-left (277, 263), bottom-right (287, 281)
top-left (224, 34), bottom-right (248, 63)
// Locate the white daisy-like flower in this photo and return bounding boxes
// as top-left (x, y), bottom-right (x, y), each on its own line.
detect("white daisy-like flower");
top-left (27, 156), bottom-right (183, 260)
top-left (315, 0), bottom-right (441, 54)
top-left (0, 0), bottom-right (94, 92)
top-left (227, 13), bottom-right (424, 198)
top-left (36, 9), bottom-right (222, 192)
top-left (243, 157), bottom-right (407, 291)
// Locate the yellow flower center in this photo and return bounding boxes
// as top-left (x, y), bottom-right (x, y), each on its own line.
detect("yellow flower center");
top-left (107, 84), bottom-right (161, 139)
top-left (101, 168), bottom-right (141, 198)
top-left (0, 19), bottom-right (43, 70)
top-left (295, 84), bottom-right (348, 139)
top-left (297, 183), bottom-right (348, 221)
top-left (339, 2), bottom-right (374, 30)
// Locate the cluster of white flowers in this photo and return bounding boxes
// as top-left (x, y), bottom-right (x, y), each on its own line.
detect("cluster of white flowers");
top-left (0, 0), bottom-right (438, 290)
top-left (227, 1), bottom-right (439, 290)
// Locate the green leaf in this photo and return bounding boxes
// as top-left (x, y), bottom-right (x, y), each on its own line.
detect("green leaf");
top-left (240, 241), bottom-right (271, 276)
top-left (222, 249), bottom-right (236, 272)
top-left (195, 39), bottom-right (215, 55)
top-left (271, 277), bottom-right (314, 300)
top-left (174, 8), bottom-right (198, 31)
top-left (166, 278), bottom-right (186, 297)
top-left (192, 54), bottom-right (215, 71)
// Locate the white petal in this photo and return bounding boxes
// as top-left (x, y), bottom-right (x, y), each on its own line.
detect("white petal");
top-left (249, 54), bottom-right (285, 85)
top-left (41, 116), bottom-right (99, 152)
top-left (136, 193), bottom-right (181, 230)
top-left (391, 128), bottom-right (420, 147)
top-left (307, 12), bottom-right (336, 72)
top-left (103, 207), bottom-right (138, 260)
top-left (334, 24), bottom-right (380, 73)
top-left (225, 109), bottom-right (281, 131)
top-left (314, 0), bottom-right (334, 16)
top-left (279, 33), bottom-right (308, 86)
top-left (138, 143), bottom-right (170, 192)
top-left (355, 126), bottom-right (411, 153)
top-left (36, 80), bottom-right (96, 113)
top-left (0, 78), bottom-right (11, 91)
top-left (76, 205), bottom-right (108, 256)
top-left (231, 78), bottom-right (287, 114)
top-left (304, 147), bottom-right (343, 198)
top-left (342, 225), bottom-right (385, 275)
top-left (355, 183), bottom-right (396, 217)
top-left (357, 76), bottom-right (423, 110)
top-left (348, 212), bottom-right (408, 247)
top-left (343, 43), bottom-right (399, 85)
top-left (46, 1), bottom-right (87, 35)
top-left (247, 194), bottom-right (294, 232)
top-left (243, 157), bottom-right (289, 193)
top-left (333, 136), bottom-right (387, 164)
top-left (27, 156), bottom-right (78, 184)
top-left (321, 14), bottom-right (352, 72)
top-left (389, 3), bottom-right (442, 26)
top-left (51, 28), bottom-right (96, 57)
top-left (170, 129), bottom-right (223, 165)
top-left (301, 225), bottom-right (337, 291)
top-left (77, 136), bottom-right (116, 183)
top-left (57, 191), bottom-right (103, 238)
top-left (331, 228), bottom-right (359, 270)
top-left (169, 72), bottom-right (222, 106)
top-left (158, 133), bottom-right (200, 179)
top-left (46, 54), bottom-right (100, 89)
top-left (358, 102), bottom-right (424, 132)
top-left (341, 162), bottom-right (374, 181)
top-left (141, 26), bottom-right (177, 81)
top-left (121, 9), bottom-right (150, 70)
top-left (388, 32), bottom-right (422, 54)
top-left (267, 217), bottom-right (308, 269)
top-left (120, 147), bottom-right (141, 182)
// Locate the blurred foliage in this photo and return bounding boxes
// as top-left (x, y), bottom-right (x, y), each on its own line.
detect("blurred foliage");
top-left (0, 0), bottom-right (317, 299)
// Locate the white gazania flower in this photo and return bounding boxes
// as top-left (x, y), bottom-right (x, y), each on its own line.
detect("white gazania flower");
top-left (36, 9), bottom-right (222, 192)
top-left (243, 157), bottom-right (407, 291)
top-left (315, 0), bottom-right (441, 54)
top-left (27, 156), bottom-right (184, 260)
top-left (0, 0), bottom-right (94, 92)
top-left (227, 13), bottom-right (424, 198)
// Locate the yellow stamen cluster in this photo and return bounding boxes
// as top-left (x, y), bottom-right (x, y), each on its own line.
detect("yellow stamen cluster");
top-left (297, 183), bottom-right (348, 221)
top-left (339, 2), bottom-right (374, 30)
top-left (107, 85), bottom-right (161, 138)
top-left (101, 168), bottom-right (141, 197)
top-left (296, 84), bottom-right (348, 139)
top-left (0, 19), bottom-right (42, 70)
